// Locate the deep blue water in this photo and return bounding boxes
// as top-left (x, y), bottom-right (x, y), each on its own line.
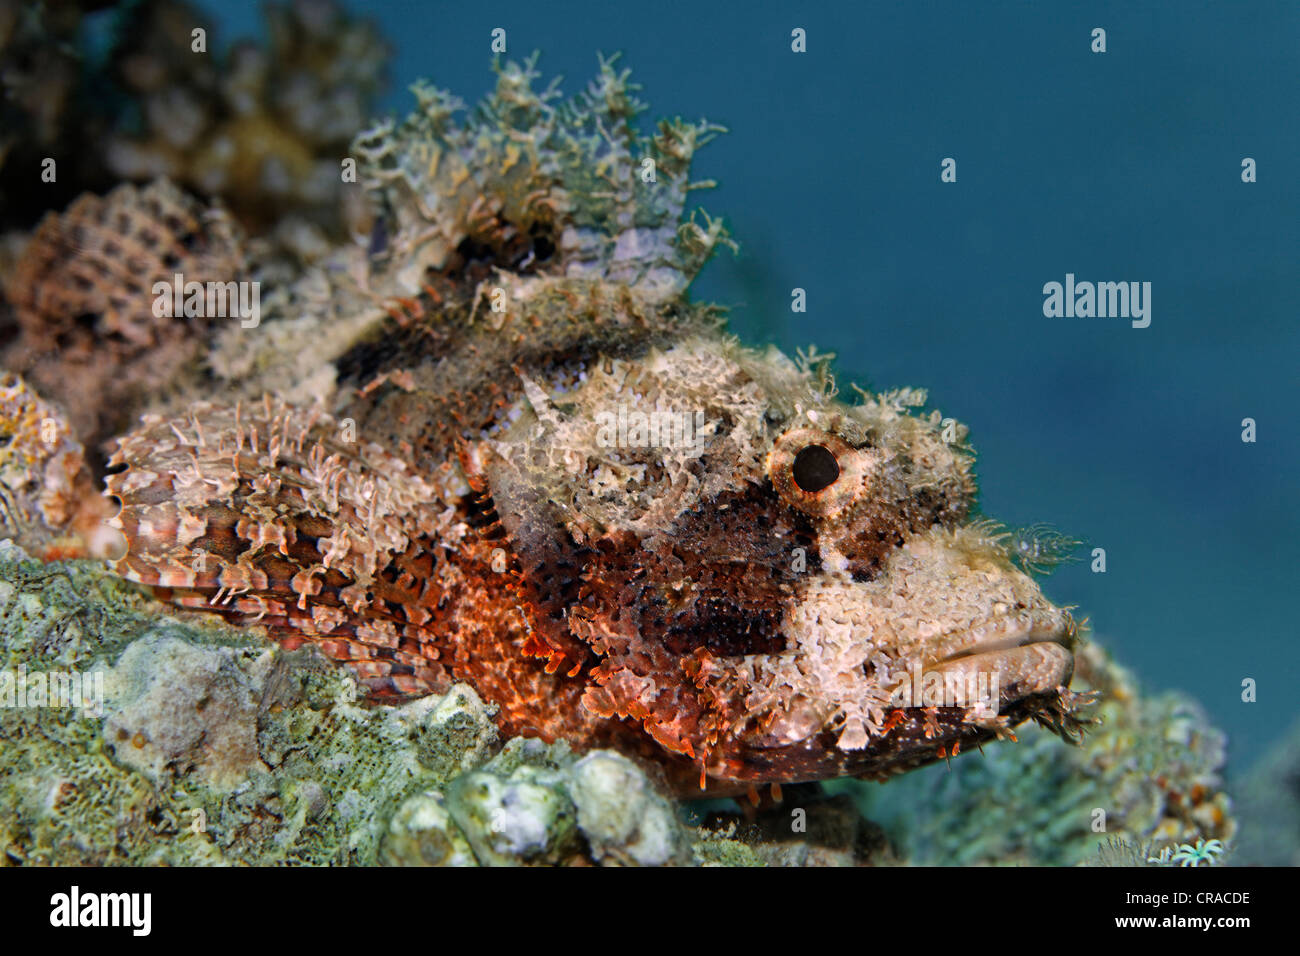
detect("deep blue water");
top-left (201, 1), bottom-right (1298, 772)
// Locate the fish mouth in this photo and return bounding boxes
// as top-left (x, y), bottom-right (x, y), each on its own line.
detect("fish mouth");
top-left (898, 607), bottom-right (1079, 705)
top-left (710, 608), bottom-right (1080, 788)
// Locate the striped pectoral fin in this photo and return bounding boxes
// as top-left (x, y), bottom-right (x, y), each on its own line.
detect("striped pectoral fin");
top-left (106, 397), bottom-right (459, 698)
top-left (145, 571), bottom-right (453, 699)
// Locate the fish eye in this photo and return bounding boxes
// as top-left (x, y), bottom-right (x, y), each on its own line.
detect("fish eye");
top-left (768, 427), bottom-right (867, 519)
top-left (792, 444), bottom-right (839, 493)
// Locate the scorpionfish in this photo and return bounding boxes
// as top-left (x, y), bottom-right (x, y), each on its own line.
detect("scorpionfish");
top-left (94, 58), bottom-right (1089, 794)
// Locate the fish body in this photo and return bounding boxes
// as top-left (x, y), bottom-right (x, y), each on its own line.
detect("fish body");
top-left (101, 59), bottom-right (1089, 794)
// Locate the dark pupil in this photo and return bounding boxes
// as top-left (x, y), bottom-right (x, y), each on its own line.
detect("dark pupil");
top-left (791, 444), bottom-right (839, 493)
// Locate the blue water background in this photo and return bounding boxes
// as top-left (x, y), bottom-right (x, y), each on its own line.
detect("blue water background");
top-left (200, 0), bottom-right (1298, 771)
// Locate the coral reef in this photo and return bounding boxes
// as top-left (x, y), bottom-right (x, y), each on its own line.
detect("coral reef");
top-left (0, 0), bottom-right (117, 226)
top-left (690, 785), bottom-right (891, 866)
top-left (849, 643), bottom-right (1235, 866)
top-left (0, 0), bottom-right (81, 171)
top-left (0, 373), bottom-right (117, 558)
top-left (104, 0), bottom-right (386, 249)
top-left (0, 0), bottom-right (384, 244)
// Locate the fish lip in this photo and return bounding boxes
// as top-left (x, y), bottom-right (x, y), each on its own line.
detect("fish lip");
top-left (899, 609), bottom-right (1079, 707)
top-left (932, 616), bottom-right (1075, 666)
top-left (923, 608), bottom-right (1078, 668)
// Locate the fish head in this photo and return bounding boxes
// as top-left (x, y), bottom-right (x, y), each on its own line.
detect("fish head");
top-left (479, 334), bottom-right (1086, 789)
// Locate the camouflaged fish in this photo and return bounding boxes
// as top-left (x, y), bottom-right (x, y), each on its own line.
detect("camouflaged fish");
top-left (94, 58), bottom-right (1090, 794)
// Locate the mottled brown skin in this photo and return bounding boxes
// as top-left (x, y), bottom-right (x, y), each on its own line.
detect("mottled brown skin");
top-left (105, 267), bottom-right (1088, 797)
